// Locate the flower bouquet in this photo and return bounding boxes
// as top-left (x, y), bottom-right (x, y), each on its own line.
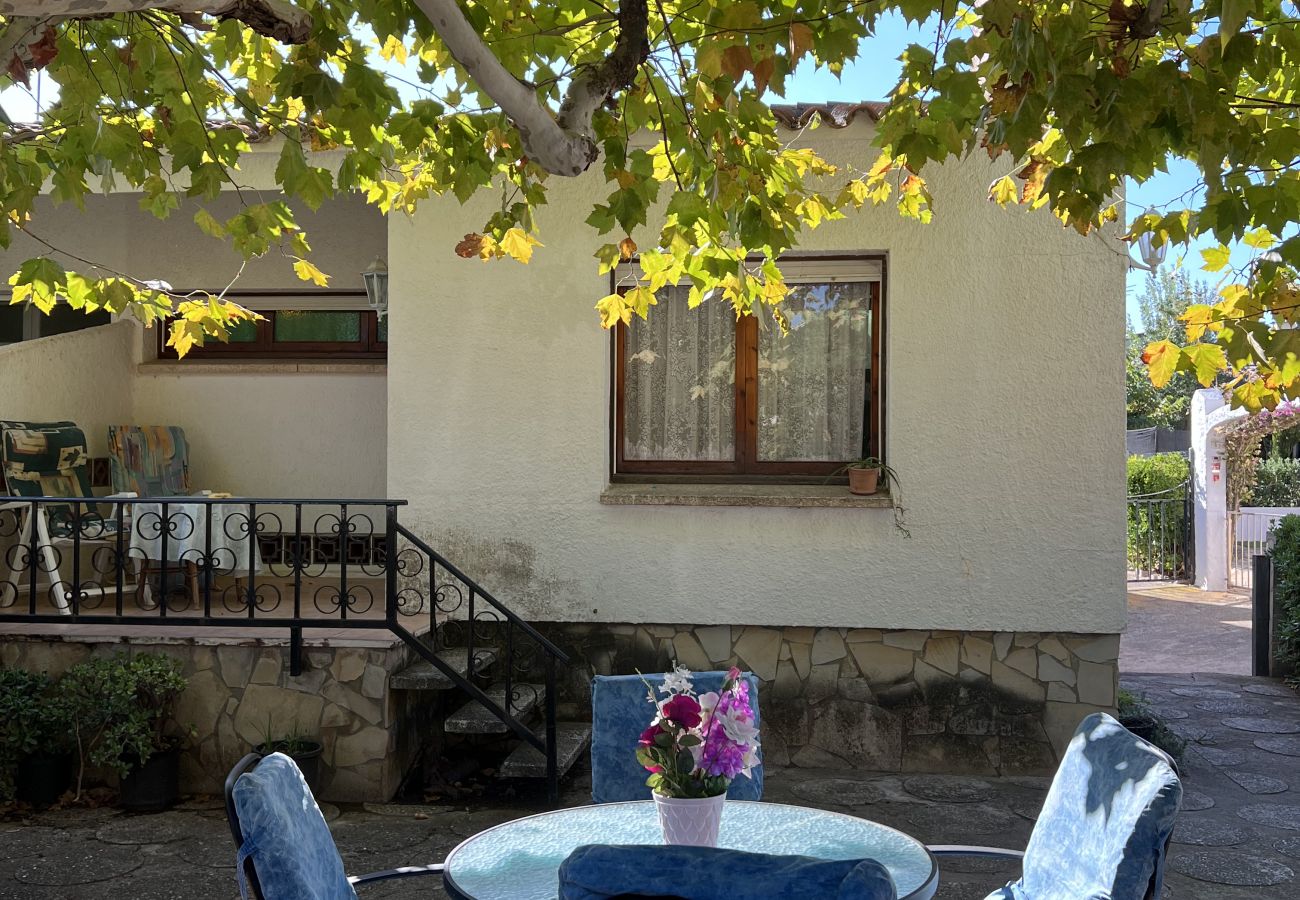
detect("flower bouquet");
top-left (637, 666), bottom-right (760, 846)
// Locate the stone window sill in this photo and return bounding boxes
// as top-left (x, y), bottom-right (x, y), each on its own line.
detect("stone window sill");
top-left (599, 482), bottom-right (894, 509)
top-left (137, 360), bottom-right (386, 375)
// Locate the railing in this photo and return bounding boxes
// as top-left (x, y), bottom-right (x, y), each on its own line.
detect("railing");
top-left (1228, 509), bottom-right (1288, 592)
top-left (0, 494), bottom-right (568, 801)
top-left (1126, 481), bottom-right (1192, 582)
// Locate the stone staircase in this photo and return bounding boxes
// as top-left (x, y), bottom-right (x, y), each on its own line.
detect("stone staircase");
top-left (390, 645), bottom-right (591, 784)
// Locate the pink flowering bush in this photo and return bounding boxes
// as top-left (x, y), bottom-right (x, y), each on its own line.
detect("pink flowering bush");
top-left (636, 666), bottom-right (760, 798)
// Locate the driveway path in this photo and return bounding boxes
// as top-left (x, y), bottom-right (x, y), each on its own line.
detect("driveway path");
top-left (1124, 583), bottom-right (1253, 674)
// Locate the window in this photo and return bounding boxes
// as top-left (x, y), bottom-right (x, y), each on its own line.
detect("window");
top-left (0, 301), bottom-right (110, 346)
top-left (613, 257), bottom-right (882, 479)
top-left (156, 290), bottom-right (385, 360)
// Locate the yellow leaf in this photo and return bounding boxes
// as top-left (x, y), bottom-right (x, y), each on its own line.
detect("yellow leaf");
top-left (990, 175), bottom-right (1018, 206)
top-left (1201, 245), bottom-right (1232, 272)
top-left (1243, 227), bottom-right (1277, 250)
top-left (379, 34), bottom-right (408, 64)
top-left (1141, 339), bottom-right (1181, 388)
top-left (1180, 304), bottom-right (1216, 341)
top-left (292, 259), bottom-right (330, 287)
top-left (595, 293), bottom-right (631, 329)
top-left (1185, 343), bottom-right (1227, 387)
top-left (499, 228), bottom-right (541, 264)
top-left (625, 286), bottom-right (657, 319)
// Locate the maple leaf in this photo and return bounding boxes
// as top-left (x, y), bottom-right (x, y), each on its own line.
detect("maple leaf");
top-left (618, 236), bottom-right (637, 260)
top-left (455, 233), bottom-right (485, 259)
top-left (1142, 340), bottom-right (1181, 389)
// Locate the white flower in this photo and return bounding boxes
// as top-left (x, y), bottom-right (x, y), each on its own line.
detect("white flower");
top-left (697, 691), bottom-right (720, 725)
top-left (740, 741), bottom-right (761, 778)
top-left (659, 664), bottom-right (694, 696)
top-left (720, 708), bottom-right (759, 745)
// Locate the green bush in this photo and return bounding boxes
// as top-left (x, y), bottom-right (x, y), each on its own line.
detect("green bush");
top-left (0, 669), bottom-right (66, 801)
top-left (1269, 516), bottom-right (1300, 674)
top-left (1127, 454), bottom-right (1190, 577)
top-left (1245, 457), bottom-right (1300, 507)
top-left (52, 653), bottom-right (188, 799)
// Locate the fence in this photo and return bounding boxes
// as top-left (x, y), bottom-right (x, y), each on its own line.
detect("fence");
top-left (1126, 482), bottom-right (1192, 582)
top-left (1228, 507), bottom-right (1300, 591)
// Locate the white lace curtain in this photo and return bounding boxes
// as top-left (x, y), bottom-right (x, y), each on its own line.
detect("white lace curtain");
top-left (623, 282), bottom-right (871, 462)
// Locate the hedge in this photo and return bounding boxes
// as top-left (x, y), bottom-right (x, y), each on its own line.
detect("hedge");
top-left (1245, 457), bottom-right (1300, 507)
top-left (1127, 453), bottom-right (1190, 577)
top-left (1269, 516), bottom-right (1300, 677)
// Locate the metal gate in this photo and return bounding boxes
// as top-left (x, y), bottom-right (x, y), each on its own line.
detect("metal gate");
top-left (1126, 481), bottom-right (1193, 582)
top-left (1228, 509), bottom-right (1282, 591)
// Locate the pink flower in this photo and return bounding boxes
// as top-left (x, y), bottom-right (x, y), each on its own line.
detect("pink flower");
top-left (638, 724), bottom-right (663, 746)
top-left (661, 693), bottom-right (702, 728)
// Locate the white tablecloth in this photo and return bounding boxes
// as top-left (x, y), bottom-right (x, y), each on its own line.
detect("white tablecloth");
top-left (128, 501), bottom-right (263, 575)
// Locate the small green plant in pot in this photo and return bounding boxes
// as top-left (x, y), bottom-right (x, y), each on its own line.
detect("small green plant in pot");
top-left (833, 457), bottom-right (898, 496)
top-left (255, 719), bottom-right (324, 795)
top-left (53, 653), bottom-right (189, 810)
top-left (0, 668), bottom-right (73, 807)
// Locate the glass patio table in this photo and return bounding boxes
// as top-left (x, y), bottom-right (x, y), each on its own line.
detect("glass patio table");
top-left (442, 800), bottom-right (939, 900)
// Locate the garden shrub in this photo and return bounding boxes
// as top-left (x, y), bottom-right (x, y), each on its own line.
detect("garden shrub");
top-left (1127, 454), bottom-right (1190, 577)
top-left (1244, 457), bottom-right (1300, 507)
top-left (1269, 516), bottom-right (1300, 674)
top-left (0, 669), bottom-right (62, 801)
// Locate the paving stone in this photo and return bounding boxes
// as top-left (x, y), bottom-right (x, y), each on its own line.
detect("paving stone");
top-left (115, 865), bottom-right (237, 899)
top-left (166, 836), bottom-right (237, 869)
top-left (1256, 736), bottom-right (1300, 757)
top-left (791, 777), bottom-right (886, 807)
top-left (1225, 770), bottom-right (1291, 795)
top-left (1172, 687), bottom-right (1243, 700)
top-left (1181, 791), bottom-right (1217, 811)
top-left (1243, 683), bottom-right (1297, 698)
top-left (95, 811), bottom-right (204, 845)
top-left (1170, 849), bottom-right (1294, 886)
top-left (905, 804), bottom-right (1022, 841)
top-left (1009, 797), bottom-right (1043, 821)
top-left (1196, 700), bottom-right (1270, 715)
top-left (1150, 706), bottom-right (1189, 720)
top-left (1276, 836), bottom-right (1300, 860)
top-left (1170, 722), bottom-right (1212, 741)
top-left (12, 833), bottom-right (143, 885)
top-left (902, 775), bottom-right (995, 803)
top-left (1224, 717), bottom-right (1300, 735)
top-left (1173, 818), bottom-right (1252, 846)
top-left (1237, 804), bottom-right (1300, 831)
top-left (1193, 746), bottom-right (1246, 767)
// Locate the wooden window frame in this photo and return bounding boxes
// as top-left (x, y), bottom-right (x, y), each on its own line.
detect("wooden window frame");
top-left (611, 256), bottom-right (885, 482)
top-left (156, 289), bottom-right (386, 360)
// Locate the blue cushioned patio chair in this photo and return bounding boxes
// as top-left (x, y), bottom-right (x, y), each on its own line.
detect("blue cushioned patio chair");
top-left (590, 671), bottom-right (763, 804)
top-left (558, 845), bottom-right (897, 900)
top-left (224, 752), bottom-right (443, 900)
top-left (927, 712), bottom-right (1182, 900)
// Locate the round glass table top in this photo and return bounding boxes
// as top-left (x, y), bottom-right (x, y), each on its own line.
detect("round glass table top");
top-left (443, 800), bottom-right (938, 900)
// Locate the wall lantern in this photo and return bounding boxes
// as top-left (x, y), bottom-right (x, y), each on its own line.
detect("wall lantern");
top-left (1132, 207), bottom-right (1168, 271)
top-left (362, 256), bottom-right (389, 320)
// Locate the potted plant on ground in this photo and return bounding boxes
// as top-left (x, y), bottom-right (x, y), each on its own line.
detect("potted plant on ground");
top-left (636, 666), bottom-right (760, 847)
top-left (254, 722), bottom-right (324, 795)
top-left (0, 668), bottom-right (73, 807)
top-left (53, 653), bottom-right (189, 810)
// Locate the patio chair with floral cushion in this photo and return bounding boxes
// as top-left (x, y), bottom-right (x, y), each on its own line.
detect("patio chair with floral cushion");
top-left (107, 424), bottom-right (192, 497)
top-left (224, 752), bottom-right (443, 900)
top-left (928, 712), bottom-right (1182, 900)
top-left (0, 420), bottom-right (136, 613)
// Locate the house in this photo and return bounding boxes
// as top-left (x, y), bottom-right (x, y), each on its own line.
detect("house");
top-left (0, 103), bottom-right (1127, 799)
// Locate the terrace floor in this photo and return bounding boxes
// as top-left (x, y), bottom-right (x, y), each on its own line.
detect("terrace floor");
top-left (1124, 583), bottom-right (1253, 675)
top-left (0, 673), bottom-right (1296, 899)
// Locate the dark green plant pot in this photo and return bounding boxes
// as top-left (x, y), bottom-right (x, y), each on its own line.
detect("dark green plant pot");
top-left (16, 752), bottom-right (72, 807)
top-left (119, 747), bottom-right (181, 812)
top-left (1121, 714), bottom-right (1160, 744)
top-left (255, 740), bottom-right (324, 795)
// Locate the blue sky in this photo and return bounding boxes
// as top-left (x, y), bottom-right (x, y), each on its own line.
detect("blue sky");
top-left (0, 11), bottom-right (1237, 327)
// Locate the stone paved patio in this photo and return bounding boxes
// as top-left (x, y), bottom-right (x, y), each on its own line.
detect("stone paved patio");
top-left (0, 673), bottom-right (1296, 899)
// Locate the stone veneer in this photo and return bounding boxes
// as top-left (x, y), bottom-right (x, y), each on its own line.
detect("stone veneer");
top-left (536, 623), bottom-right (1119, 775)
top-left (0, 636), bottom-right (431, 802)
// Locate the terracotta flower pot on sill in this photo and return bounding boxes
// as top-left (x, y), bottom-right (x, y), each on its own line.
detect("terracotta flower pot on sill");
top-left (847, 467), bottom-right (881, 495)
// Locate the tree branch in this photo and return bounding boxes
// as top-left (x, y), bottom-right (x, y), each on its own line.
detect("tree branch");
top-left (0, 0), bottom-right (312, 44)
top-left (411, 0), bottom-right (648, 176)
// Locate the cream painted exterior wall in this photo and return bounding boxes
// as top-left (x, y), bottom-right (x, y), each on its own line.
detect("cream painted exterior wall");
top-left (386, 121), bottom-right (1128, 633)
top-left (0, 195), bottom-right (386, 498)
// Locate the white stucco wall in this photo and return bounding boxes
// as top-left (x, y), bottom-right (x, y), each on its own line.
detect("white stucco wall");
top-left (386, 121), bottom-right (1129, 633)
top-left (0, 320), bottom-right (137, 457)
top-left (0, 195), bottom-right (387, 498)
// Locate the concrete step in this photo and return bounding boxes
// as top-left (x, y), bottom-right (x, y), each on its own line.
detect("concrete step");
top-left (444, 683), bottom-right (546, 734)
top-left (390, 647), bottom-right (499, 690)
top-left (498, 722), bottom-right (592, 779)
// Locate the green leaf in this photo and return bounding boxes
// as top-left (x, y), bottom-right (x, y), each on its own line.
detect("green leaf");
top-left (1184, 343), bottom-right (1227, 387)
top-left (1200, 245), bottom-right (1232, 272)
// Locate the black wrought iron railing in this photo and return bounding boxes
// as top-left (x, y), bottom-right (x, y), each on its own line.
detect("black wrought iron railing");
top-left (0, 494), bottom-right (568, 800)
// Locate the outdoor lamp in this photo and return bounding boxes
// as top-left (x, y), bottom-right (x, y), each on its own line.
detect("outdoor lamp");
top-left (1134, 208), bottom-right (1167, 270)
top-left (362, 256), bottom-right (389, 320)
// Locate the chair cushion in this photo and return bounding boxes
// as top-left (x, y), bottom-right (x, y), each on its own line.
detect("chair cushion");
top-left (558, 845), bottom-right (897, 900)
top-left (1, 421), bottom-right (95, 536)
top-left (232, 753), bottom-right (356, 900)
top-left (996, 712), bottom-right (1182, 900)
top-left (108, 425), bottom-right (191, 496)
top-left (591, 672), bottom-right (762, 804)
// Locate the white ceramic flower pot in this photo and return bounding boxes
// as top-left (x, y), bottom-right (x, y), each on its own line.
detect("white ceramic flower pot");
top-left (654, 792), bottom-right (726, 847)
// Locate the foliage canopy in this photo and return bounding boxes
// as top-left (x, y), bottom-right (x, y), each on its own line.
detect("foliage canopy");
top-left (1, 0), bottom-right (1298, 380)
